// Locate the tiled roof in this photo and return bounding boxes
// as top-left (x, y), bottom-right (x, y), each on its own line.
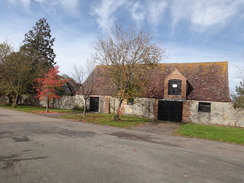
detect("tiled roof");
top-left (83, 61), bottom-right (231, 102)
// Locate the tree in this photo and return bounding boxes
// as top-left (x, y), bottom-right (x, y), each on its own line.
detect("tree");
top-left (93, 23), bottom-right (163, 120)
top-left (233, 79), bottom-right (244, 108)
top-left (22, 18), bottom-right (56, 73)
top-left (72, 60), bottom-right (97, 117)
top-left (0, 51), bottom-right (33, 106)
top-left (35, 66), bottom-right (69, 112)
top-left (0, 41), bottom-right (13, 63)
top-left (0, 41), bottom-right (14, 97)
top-left (232, 66), bottom-right (244, 108)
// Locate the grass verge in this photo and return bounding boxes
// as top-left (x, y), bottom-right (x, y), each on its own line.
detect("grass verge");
top-left (60, 113), bottom-right (151, 128)
top-left (177, 123), bottom-right (244, 145)
top-left (0, 105), bottom-right (80, 113)
top-left (0, 105), bottom-right (150, 128)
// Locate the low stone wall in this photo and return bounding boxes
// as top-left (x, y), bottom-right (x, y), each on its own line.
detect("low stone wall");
top-left (1, 94), bottom-right (84, 110)
top-left (2, 94), bottom-right (243, 127)
top-left (47, 96), bottom-right (244, 127)
top-left (184, 101), bottom-right (244, 127)
top-left (41, 95), bottom-right (85, 110)
top-left (97, 96), bottom-right (157, 119)
top-left (0, 95), bottom-right (40, 106)
top-left (122, 98), bottom-right (157, 119)
top-left (234, 108), bottom-right (244, 128)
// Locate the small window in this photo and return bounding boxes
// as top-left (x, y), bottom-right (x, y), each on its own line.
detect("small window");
top-left (127, 98), bottom-right (134, 105)
top-left (198, 102), bottom-right (211, 113)
top-left (168, 79), bottom-right (182, 95)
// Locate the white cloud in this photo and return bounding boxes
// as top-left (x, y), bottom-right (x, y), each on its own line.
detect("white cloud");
top-left (6, 0), bottom-right (31, 8)
top-left (54, 0), bottom-right (79, 10)
top-left (191, 1), bottom-right (238, 28)
top-left (92, 0), bottom-right (168, 29)
top-left (172, 0), bottom-right (244, 31)
top-left (20, 0), bottom-right (31, 7)
top-left (128, 2), bottom-right (145, 22)
top-left (91, 0), bottom-right (127, 30)
top-left (6, 0), bottom-right (79, 15)
top-left (147, 0), bottom-right (167, 26)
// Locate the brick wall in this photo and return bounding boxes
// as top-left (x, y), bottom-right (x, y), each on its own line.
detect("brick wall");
top-left (164, 69), bottom-right (187, 100)
top-left (182, 101), bottom-right (191, 122)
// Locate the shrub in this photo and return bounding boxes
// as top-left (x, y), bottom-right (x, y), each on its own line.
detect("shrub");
top-left (72, 105), bottom-right (84, 111)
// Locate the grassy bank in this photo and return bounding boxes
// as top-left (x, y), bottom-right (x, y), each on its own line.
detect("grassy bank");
top-left (177, 123), bottom-right (244, 145)
top-left (0, 105), bottom-right (79, 113)
top-left (0, 105), bottom-right (150, 128)
top-left (60, 113), bottom-right (150, 128)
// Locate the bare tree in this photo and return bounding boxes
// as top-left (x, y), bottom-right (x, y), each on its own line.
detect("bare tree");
top-left (92, 23), bottom-right (164, 120)
top-left (237, 66), bottom-right (244, 79)
top-left (72, 60), bottom-right (97, 117)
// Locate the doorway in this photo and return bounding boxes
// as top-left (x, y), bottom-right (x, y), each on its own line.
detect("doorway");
top-left (158, 101), bottom-right (183, 122)
top-left (90, 97), bottom-right (99, 112)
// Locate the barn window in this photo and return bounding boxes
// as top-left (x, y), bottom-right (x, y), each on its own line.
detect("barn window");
top-left (198, 102), bottom-right (211, 113)
top-left (168, 79), bottom-right (182, 95)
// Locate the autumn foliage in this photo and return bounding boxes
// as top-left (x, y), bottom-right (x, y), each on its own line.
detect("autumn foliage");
top-left (35, 66), bottom-right (69, 112)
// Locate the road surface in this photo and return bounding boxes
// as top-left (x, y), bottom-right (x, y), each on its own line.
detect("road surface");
top-left (0, 108), bottom-right (243, 183)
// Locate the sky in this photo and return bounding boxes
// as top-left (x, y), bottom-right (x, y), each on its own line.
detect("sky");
top-left (0, 0), bottom-right (244, 93)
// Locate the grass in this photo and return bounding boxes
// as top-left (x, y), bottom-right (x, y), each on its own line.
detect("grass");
top-left (0, 104), bottom-right (150, 128)
top-left (0, 105), bottom-right (80, 113)
top-left (60, 113), bottom-right (151, 128)
top-left (177, 123), bottom-right (244, 145)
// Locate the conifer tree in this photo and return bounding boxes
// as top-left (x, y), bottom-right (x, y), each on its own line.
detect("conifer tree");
top-left (22, 18), bottom-right (56, 73)
top-left (233, 80), bottom-right (244, 108)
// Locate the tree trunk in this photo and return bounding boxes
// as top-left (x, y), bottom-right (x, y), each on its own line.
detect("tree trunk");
top-left (114, 98), bottom-right (123, 120)
top-left (46, 98), bottom-right (49, 112)
top-left (7, 95), bottom-right (13, 104)
top-left (13, 94), bottom-right (19, 108)
top-left (83, 97), bottom-right (87, 118)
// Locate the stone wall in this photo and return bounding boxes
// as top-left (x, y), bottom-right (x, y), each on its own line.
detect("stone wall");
top-left (183, 101), bottom-right (244, 127)
top-left (123, 98), bottom-right (157, 119)
top-left (3, 94), bottom-right (242, 127)
top-left (43, 95), bottom-right (85, 110)
top-left (97, 96), bottom-right (157, 119)
top-left (48, 96), bottom-right (244, 127)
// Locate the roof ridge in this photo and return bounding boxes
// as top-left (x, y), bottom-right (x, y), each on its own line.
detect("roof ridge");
top-left (95, 61), bottom-right (228, 67)
top-left (157, 61), bottom-right (228, 65)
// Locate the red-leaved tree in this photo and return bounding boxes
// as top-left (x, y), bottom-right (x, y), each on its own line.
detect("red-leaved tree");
top-left (35, 66), bottom-right (69, 112)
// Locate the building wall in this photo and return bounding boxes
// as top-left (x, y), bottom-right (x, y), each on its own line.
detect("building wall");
top-left (183, 100), bottom-right (244, 127)
top-left (97, 97), bottom-right (157, 119)
top-left (97, 96), bottom-right (244, 127)
top-left (122, 98), bottom-right (157, 119)
top-left (9, 94), bottom-right (243, 127)
top-left (39, 95), bottom-right (84, 110)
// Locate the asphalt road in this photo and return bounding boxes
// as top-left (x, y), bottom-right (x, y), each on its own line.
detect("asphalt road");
top-left (0, 108), bottom-right (243, 183)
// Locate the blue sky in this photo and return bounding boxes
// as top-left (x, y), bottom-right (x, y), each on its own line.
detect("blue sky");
top-left (0, 0), bottom-right (244, 93)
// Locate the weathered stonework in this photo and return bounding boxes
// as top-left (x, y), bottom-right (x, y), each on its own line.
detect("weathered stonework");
top-left (182, 101), bottom-right (244, 127)
top-left (5, 94), bottom-right (242, 127)
top-left (123, 98), bottom-right (157, 119)
top-left (41, 95), bottom-right (85, 110)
